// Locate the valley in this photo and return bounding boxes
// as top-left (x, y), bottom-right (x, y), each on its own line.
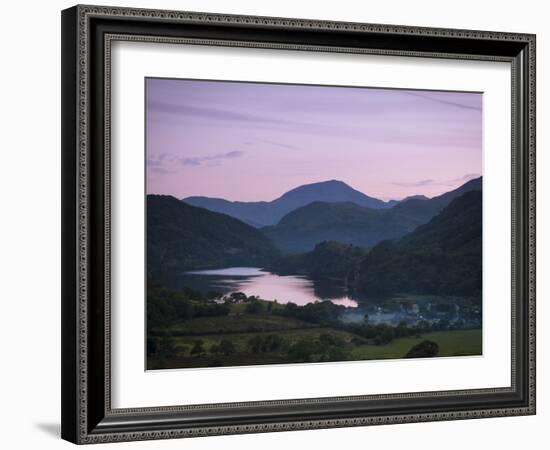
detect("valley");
top-left (147, 177), bottom-right (483, 369)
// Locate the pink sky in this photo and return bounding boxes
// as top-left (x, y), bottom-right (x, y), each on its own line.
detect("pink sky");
top-left (146, 78), bottom-right (482, 201)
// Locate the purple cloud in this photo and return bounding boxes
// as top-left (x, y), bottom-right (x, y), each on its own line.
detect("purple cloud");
top-left (149, 167), bottom-right (175, 175)
top-left (392, 173), bottom-right (480, 188)
top-left (392, 179), bottom-right (436, 187)
top-left (178, 150), bottom-right (245, 167)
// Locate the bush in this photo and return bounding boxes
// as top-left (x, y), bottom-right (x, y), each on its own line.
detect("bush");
top-left (190, 340), bottom-right (205, 357)
top-left (247, 334), bottom-right (283, 353)
top-left (327, 347), bottom-right (348, 361)
top-left (288, 339), bottom-right (318, 362)
top-left (404, 340), bottom-right (439, 358)
top-left (219, 339), bottom-right (236, 356)
top-left (245, 301), bottom-right (264, 314)
top-left (379, 325), bottom-right (396, 344)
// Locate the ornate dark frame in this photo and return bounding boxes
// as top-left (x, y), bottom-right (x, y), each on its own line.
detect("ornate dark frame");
top-left (61, 4), bottom-right (536, 445)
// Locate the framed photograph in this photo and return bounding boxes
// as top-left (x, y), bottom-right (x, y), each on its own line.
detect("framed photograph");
top-left (61, 5), bottom-right (536, 444)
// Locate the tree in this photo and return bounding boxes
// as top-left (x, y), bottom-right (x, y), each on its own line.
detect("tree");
top-left (327, 347), bottom-right (348, 361)
top-left (190, 340), bottom-right (205, 357)
top-left (380, 326), bottom-right (395, 344)
top-left (209, 344), bottom-right (221, 355)
top-left (245, 300), bottom-right (264, 314)
top-left (416, 320), bottom-right (431, 332)
top-left (288, 339), bottom-right (317, 362)
top-left (319, 333), bottom-right (344, 347)
top-left (395, 321), bottom-right (409, 338)
top-left (219, 339), bottom-right (236, 356)
top-left (263, 334), bottom-right (283, 352)
top-left (159, 338), bottom-right (177, 357)
top-left (248, 335), bottom-right (263, 354)
top-left (230, 292), bottom-right (248, 303)
top-left (404, 340), bottom-right (439, 358)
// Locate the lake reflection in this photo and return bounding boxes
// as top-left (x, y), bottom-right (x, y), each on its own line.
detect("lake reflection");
top-left (178, 267), bottom-right (358, 307)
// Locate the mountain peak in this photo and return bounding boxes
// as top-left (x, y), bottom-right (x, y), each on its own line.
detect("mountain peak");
top-left (275, 180), bottom-right (387, 211)
top-left (184, 180), bottom-right (390, 227)
top-left (281, 179), bottom-right (351, 193)
top-left (323, 179), bottom-right (347, 185)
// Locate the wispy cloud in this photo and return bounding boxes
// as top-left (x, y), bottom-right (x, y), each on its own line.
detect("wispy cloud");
top-left (148, 101), bottom-right (291, 127)
top-left (178, 150), bottom-right (245, 166)
top-left (392, 179), bottom-right (435, 187)
top-left (146, 158), bottom-right (163, 167)
top-left (149, 166), bottom-right (176, 175)
top-left (148, 100), bottom-right (347, 139)
top-left (243, 138), bottom-right (299, 151)
top-left (392, 173), bottom-right (480, 188)
top-left (447, 173), bottom-right (480, 183)
top-left (148, 98), bottom-right (479, 148)
top-left (147, 153), bottom-right (170, 167)
top-left (403, 92), bottom-right (482, 112)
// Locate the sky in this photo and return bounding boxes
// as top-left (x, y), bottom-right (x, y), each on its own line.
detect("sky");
top-left (146, 78), bottom-right (482, 201)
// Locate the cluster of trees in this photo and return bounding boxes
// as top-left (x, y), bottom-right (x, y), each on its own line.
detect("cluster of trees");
top-left (149, 328), bottom-right (355, 363)
top-left (247, 334), bottom-right (284, 353)
top-left (286, 333), bottom-right (350, 363)
top-left (270, 240), bottom-right (368, 281)
top-left (339, 321), bottom-right (413, 346)
top-left (275, 301), bottom-right (414, 346)
top-left (148, 330), bottom-right (441, 365)
top-left (147, 284), bottom-right (230, 330)
top-left (172, 332), bottom-right (352, 364)
top-left (208, 339), bottom-right (236, 356)
top-left (148, 337), bottom-right (237, 360)
top-left (275, 300), bottom-right (464, 346)
top-left (275, 300), bottom-right (345, 327)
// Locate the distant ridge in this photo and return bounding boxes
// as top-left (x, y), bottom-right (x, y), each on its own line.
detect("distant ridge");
top-left (262, 177), bottom-right (482, 253)
top-left (183, 180), bottom-right (390, 227)
top-left (385, 194), bottom-right (430, 207)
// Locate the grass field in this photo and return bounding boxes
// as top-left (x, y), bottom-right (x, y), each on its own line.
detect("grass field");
top-left (148, 313), bottom-right (482, 370)
top-left (152, 313), bottom-right (316, 336)
top-left (349, 329), bottom-right (482, 360)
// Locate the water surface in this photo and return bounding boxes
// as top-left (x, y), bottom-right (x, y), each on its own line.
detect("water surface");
top-left (178, 267), bottom-right (358, 307)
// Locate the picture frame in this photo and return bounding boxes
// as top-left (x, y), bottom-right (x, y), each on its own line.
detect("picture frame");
top-left (61, 4), bottom-right (536, 444)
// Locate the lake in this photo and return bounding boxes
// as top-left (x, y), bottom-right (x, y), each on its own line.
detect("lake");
top-left (155, 267), bottom-right (482, 328)
top-left (175, 267), bottom-right (359, 307)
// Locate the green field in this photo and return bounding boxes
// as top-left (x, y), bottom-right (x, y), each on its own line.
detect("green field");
top-left (147, 288), bottom-right (481, 370)
top-left (349, 329), bottom-right (482, 360)
top-left (148, 312), bottom-right (482, 370)
top-left (152, 313), bottom-right (316, 336)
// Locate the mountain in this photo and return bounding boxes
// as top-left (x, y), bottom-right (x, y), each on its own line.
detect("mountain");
top-left (357, 190), bottom-right (482, 296)
top-left (147, 195), bottom-right (279, 277)
top-left (263, 177), bottom-right (482, 253)
top-left (390, 177), bottom-right (482, 223)
top-left (406, 195), bottom-right (430, 201)
top-left (261, 178), bottom-right (481, 253)
top-left (183, 180), bottom-right (390, 227)
top-left (262, 201), bottom-right (406, 253)
top-left (385, 194), bottom-right (430, 207)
